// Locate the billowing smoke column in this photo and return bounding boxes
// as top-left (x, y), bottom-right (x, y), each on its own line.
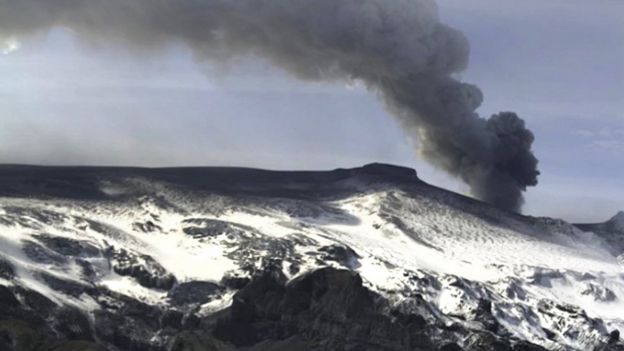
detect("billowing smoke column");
top-left (0, 0), bottom-right (539, 211)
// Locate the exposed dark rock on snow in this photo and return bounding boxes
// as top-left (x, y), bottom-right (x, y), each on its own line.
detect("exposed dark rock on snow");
top-left (0, 165), bottom-right (621, 350)
top-left (212, 267), bottom-right (435, 350)
top-left (105, 247), bottom-right (177, 290)
top-left (22, 239), bottom-right (69, 265)
top-left (0, 259), bottom-right (14, 280)
top-left (33, 234), bottom-right (101, 257)
top-left (168, 281), bottom-right (222, 306)
top-left (317, 244), bottom-right (361, 269)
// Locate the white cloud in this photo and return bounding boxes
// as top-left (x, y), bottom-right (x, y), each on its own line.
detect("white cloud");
top-left (591, 140), bottom-right (624, 152)
top-left (572, 127), bottom-right (624, 152)
top-left (573, 129), bottom-right (596, 138)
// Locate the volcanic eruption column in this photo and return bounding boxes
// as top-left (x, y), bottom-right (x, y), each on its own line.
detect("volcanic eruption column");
top-left (0, 0), bottom-right (539, 211)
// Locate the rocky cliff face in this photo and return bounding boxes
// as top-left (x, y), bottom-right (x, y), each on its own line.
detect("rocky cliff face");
top-left (0, 165), bottom-right (622, 351)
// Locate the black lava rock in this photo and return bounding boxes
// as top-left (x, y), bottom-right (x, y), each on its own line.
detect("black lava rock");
top-left (168, 281), bottom-right (222, 306)
top-left (214, 267), bottom-right (436, 350)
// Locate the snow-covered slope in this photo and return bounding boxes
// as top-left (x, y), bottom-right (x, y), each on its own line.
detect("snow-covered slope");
top-left (0, 164), bottom-right (622, 351)
top-left (576, 213), bottom-right (624, 272)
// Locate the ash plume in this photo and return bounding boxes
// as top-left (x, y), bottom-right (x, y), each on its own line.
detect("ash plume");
top-left (0, 0), bottom-right (539, 211)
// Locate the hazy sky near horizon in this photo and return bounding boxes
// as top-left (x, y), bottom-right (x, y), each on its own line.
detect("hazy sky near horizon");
top-left (0, 0), bottom-right (622, 222)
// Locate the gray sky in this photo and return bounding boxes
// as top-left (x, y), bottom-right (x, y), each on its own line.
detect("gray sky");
top-left (0, 0), bottom-right (622, 222)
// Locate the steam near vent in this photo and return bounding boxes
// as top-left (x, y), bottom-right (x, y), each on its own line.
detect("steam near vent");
top-left (0, 0), bottom-right (539, 211)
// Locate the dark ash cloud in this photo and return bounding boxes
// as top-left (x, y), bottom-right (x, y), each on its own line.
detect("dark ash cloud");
top-left (0, 0), bottom-right (539, 211)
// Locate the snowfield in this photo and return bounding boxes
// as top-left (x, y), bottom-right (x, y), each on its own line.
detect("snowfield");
top-left (0, 164), bottom-right (622, 350)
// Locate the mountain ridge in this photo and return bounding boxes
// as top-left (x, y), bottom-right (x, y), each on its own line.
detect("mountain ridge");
top-left (0, 164), bottom-right (622, 351)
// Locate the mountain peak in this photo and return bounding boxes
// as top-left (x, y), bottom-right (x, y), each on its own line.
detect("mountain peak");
top-left (347, 163), bottom-right (418, 180)
top-left (608, 211), bottom-right (624, 230)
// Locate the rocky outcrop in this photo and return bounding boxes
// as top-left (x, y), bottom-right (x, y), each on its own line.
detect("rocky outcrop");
top-left (105, 247), bottom-right (177, 290)
top-left (213, 267), bottom-right (434, 350)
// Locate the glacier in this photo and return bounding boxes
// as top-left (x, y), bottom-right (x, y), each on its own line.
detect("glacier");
top-left (0, 164), bottom-right (622, 350)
